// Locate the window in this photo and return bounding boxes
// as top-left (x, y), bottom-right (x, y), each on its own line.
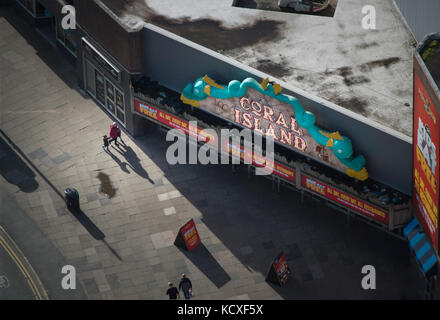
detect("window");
top-left (95, 70), bottom-right (105, 105)
top-left (116, 108), bottom-right (125, 123)
top-left (116, 91), bottom-right (124, 111)
top-left (56, 17), bottom-right (77, 57)
top-left (106, 80), bottom-right (115, 101)
top-left (104, 77), bottom-right (125, 126)
top-left (86, 59), bottom-right (125, 127)
top-left (106, 99), bottom-right (115, 114)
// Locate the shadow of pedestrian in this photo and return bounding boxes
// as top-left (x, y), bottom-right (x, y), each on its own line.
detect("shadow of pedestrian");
top-left (0, 135), bottom-right (39, 193)
top-left (177, 243), bottom-right (231, 288)
top-left (105, 148), bottom-right (130, 174)
top-left (113, 145), bottom-right (154, 184)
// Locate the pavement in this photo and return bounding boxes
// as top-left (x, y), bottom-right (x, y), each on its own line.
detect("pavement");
top-left (0, 5), bottom-right (426, 300)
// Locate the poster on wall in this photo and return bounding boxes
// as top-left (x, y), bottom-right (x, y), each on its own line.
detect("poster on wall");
top-left (413, 71), bottom-right (440, 252)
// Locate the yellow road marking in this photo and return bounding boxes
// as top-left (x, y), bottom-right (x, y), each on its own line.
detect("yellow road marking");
top-left (0, 231), bottom-right (44, 300)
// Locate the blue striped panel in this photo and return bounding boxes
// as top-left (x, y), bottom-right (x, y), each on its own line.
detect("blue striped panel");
top-left (422, 255), bottom-right (437, 274)
top-left (416, 243), bottom-right (430, 260)
top-left (408, 228), bottom-right (420, 241)
top-left (409, 233), bottom-right (424, 249)
top-left (413, 236), bottom-right (428, 252)
top-left (404, 218), bottom-right (419, 238)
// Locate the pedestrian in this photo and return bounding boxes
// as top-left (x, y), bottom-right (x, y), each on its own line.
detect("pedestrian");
top-left (102, 135), bottom-right (110, 152)
top-left (166, 282), bottom-right (179, 300)
top-left (178, 274), bottom-right (192, 300)
top-left (117, 125), bottom-right (125, 145)
top-left (109, 122), bottom-right (120, 146)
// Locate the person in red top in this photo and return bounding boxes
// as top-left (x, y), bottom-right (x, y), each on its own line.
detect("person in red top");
top-left (109, 122), bottom-right (120, 146)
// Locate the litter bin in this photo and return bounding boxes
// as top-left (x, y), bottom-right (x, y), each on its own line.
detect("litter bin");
top-left (64, 188), bottom-right (79, 211)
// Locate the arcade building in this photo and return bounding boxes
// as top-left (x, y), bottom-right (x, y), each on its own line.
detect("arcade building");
top-left (5, 0), bottom-right (440, 298)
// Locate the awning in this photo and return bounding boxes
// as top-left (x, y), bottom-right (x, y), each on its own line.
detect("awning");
top-left (404, 218), bottom-right (438, 277)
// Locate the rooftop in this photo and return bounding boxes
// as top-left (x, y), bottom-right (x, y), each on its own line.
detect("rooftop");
top-left (99, 0), bottom-right (417, 137)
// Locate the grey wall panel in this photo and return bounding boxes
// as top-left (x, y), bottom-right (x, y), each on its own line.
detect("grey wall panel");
top-left (293, 94), bottom-right (413, 195)
top-left (142, 27), bottom-right (413, 194)
top-left (395, 0), bottom-right (440, 42)
top-left (143, 27), bottom-right (256, 92)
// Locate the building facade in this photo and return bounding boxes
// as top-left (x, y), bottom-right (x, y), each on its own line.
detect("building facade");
top-left (6, 0), bottom-right (419, 201)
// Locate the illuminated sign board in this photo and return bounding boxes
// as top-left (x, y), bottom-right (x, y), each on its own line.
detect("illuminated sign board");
top-left (413, 72), bottom-right (439, 252)
top-left (181, 76), bottom-right (368, 181)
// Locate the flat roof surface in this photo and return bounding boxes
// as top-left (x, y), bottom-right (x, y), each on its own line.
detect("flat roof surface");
top-left (99, 0), bottom-right (416, 137)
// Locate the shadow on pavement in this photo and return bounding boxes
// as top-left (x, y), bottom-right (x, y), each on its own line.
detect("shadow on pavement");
top-left (1, 6), bottom-right (82, 91)
top-left (0, 136), bottom-right (38, 193)
top-left (67, 207), bottom-right (105, 240)
top-left (113, 144), bottom-right (155, 184)
top-left (177, 243), bottom-right (231, 288)
top-left (133, 124), bottom-right (423, 299)
top-left (106, 149), bottom-right (130, 174)
top-left (67, 206), bottom-right (122, 262)
top-left (1, 129), bottom-right (122, 262)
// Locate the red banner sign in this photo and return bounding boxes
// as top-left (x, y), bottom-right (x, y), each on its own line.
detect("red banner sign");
top-left (413, 72), bottom-right (439, 251)
top-left (221, 140), bottom-right (296, 182)
top-left (181, 219), bottom-right (201, 252)
top-left (134, 99), bottom-right (217, 145)
top-left (301, 175), bottom-right (388, 224)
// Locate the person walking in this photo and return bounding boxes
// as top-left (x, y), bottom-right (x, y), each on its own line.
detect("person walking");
top-left (166, 282), bottom-right (180, 300)
top-left (116, 125), bottom-right (125, 145)
top-left (178, 274), bottom-right (192, 300)
top-left (109, 122), bottom-right (120, 146)
top-left (102, 135), bottom-right (110, 152)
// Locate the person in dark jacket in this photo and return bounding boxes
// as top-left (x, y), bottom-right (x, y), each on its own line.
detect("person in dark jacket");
top-left (178, 274), bottom-right (192, 300)
top-left (102, 135), bottom-right (110, 152)
top-left (166, 282), bottom-right (179, 300)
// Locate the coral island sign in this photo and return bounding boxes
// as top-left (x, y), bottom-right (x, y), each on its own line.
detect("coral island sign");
top-left (180, 76), bottom-right (368, 180)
